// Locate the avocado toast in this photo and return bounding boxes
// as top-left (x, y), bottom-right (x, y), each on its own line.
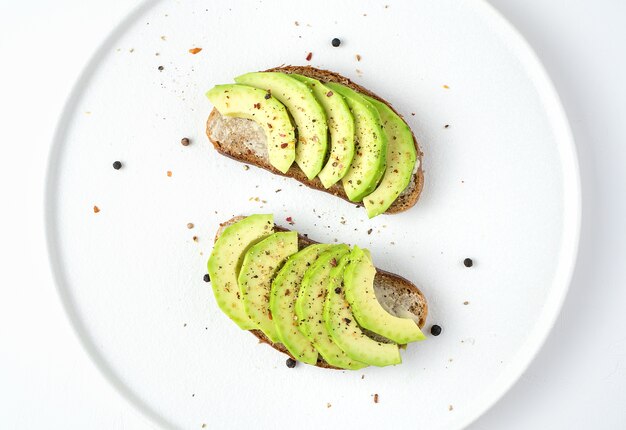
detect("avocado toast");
top-left (206, 66), bottom-right (424, 218)
top-left (209, 214), bottom-right (428, 369)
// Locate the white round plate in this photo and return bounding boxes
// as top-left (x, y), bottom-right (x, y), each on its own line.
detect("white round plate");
top-left (46, 0), bottom-right (580, 429)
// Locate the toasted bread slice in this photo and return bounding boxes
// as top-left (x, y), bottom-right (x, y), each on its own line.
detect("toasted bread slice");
top-left (206, 66), bottom-right (424, 214)
top-left (214, 216), bottom-right (429, 369)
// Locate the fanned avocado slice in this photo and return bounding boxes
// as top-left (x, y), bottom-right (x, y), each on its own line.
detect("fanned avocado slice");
top-left (361, 96), bottom-right (417, 218)
top-left (235, 72), bottom-right (328, 180)
top-left (325, 83), bottom-right (387, 202)
top-left (238, 231), bottom-right (299, 343)
top-left (296, 245), bottom-right (368, 370)
top-left (344, 246), bottom-right (426, 344)
top-left (324, 253), bottom-right (401, 367)
top-left (270, 244), bottom-right (333, 364)
top-left (207, 214), bottom-right (274, 330)
top-left (206, 84), bottom-right (295, 173)
top-left (291, 74), bottom-right (355, 188)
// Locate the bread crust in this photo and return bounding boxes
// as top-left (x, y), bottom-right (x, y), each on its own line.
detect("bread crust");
top-left (206, 65), bottom-right (424, 214)
top-left (214, 216), bottom-right (428, 369)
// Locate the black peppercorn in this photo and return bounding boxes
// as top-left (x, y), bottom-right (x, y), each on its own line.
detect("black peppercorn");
top-left (286, 358), bottom-right (297, 368)
top-left (463, 258), bottom-right (473, 267)
top-left (112, 161), bottom-right (122, 170)
top-left (331, 38), bottom-right (341, 47)
top-left (430, 325), bottom-right (442, 336)
top-left (203, 274), bottom-right (210, 282)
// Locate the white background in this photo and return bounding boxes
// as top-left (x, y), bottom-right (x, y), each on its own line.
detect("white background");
top-left (0, 0), bottom-right (624, 429)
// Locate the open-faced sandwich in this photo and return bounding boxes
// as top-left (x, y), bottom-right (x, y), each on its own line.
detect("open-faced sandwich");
top-left (206, 66), bottom-right (424, 218)
top-left (207, 214), bottom-right (428, 369)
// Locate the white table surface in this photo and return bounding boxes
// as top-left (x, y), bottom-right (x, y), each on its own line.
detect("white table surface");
top-left (0, 1), bottom-right (624, 429)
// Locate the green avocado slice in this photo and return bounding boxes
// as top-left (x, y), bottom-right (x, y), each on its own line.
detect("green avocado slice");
top-left (206, 84), bottom-right (295, 174)
top-left (296, 245), bottom-right (368, 370)
top-left (207, 214), bottom-right (274, 330)
top-left (291, 74), bottom-right (356, 188)
top-left (238, 231), bottom-right (299, 343)
top-left (323, 253), bottom-right (401, 367)
top-left (361, 96), bottom-right (417, 218)
top-left (325, 83), bottom-right (387, 202)
top-left (270, 243), bottom-right (333, 364)
top-left (344, 246), bottom-right (426, 344)
top-left (235, 72), bottom-right (328, 180)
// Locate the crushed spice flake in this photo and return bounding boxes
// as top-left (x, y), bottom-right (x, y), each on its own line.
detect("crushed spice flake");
top-left (463, 301), bottom-right (469, 305)
top-left (294, 21), bottom-right (300, 26)
top-left (443, 84), bottom-right (450, 89)
top-left (374, 393), bottom-right (379, 403)
top-left (305, 52), bottom-right (313, 61)
top-left (367, 228), bottom-right (373, 235)
top-left (253, 102), bottom-right (261, 109)
top-left (330, 258), bottom-right (338, 267)
top-left (275, 189), bottom-right (282, 193)
top-left (244, 165), bottom-right (250, 171)
top-left (355, 54), bottom-right (362, 61)
top-left (444, 124), bottom-right (450, 128)
top-left (449, 405), bottom-right (454, 411)
top-left (411, 112), bottom-right (416, 116)
top-left (167, 170), bottom-right (172, 177)
top-left (280, 143), bottom-right (288, 148)
top-left (286, 216), bottom-right (294, 225)
top-left (160, 35), bottom-right (166, 41)
top-left (158, 65), bottom-right (164, 71)
top-left (326, 403), bottom-right (332, 408)
top-left (193, 236), bottom-right (198, 242)
top-left (93, 205), bottom-right (100, 214)
top-left (181, 137), bottom-right (190, 146)
top-left (326, 91), bottom-right (334, 97)
top-left (189, 47), bottom-right (202, 54)
top-left (361, 374), bottom-right (365, 379)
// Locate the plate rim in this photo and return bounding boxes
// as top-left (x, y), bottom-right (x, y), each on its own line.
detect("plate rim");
top-left (43, 1), bottom-right (582, 429)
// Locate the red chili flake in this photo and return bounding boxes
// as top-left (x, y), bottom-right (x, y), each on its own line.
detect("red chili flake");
top-left (286, 216), bottom-right (294, 224)
top-left (330, 258), bottom-right (337, 267)
top-left (253, 103), bottom-right (261, 109)
top-left (167, 170), bottom-right (172, 177)
top-left (305, 52), bottom-right (313, 61)
top-left (188, 47), bottom-right (202, 54)
top-left (93, 205), bottom-right (100, 214)
top-left (326, 91), bottom-right (333, 97)
top-left (279, 133), bottom-right (286, 137)
top-left (267, 123), bottom-right (273, 129)
top-left (280, 143), bottom-right (288, 148)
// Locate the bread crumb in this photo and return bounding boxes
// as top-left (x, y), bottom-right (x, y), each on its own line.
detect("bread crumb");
top-left (189, 47), bottom-right (202, 54)
top-left (326, 402), bottom-right (332, 408)
top-left (187, 223), bottom-right (194, 229)
top-left (355, 54), bottom-right (362, 62)
top-left (449, 405), bottom-right (454, 411)
top-left (93, 205), bottom-right (100, 214)
top-left (463, 301), bottom-right (469, 305)
top-left (167, 171), bottom-right (172, 177)
top-left (373, 393), bottom-right (379, 403)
